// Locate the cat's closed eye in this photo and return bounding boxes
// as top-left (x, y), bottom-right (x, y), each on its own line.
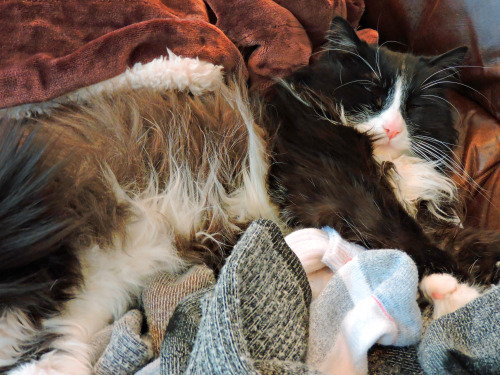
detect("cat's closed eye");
top-left (360, 82), bottom-right (374, 92)
top-left (406, 102), bottom-right (423, 111)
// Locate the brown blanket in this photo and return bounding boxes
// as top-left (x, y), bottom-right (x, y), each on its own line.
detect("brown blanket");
top-left (0, 0), bottom-right (377, 110)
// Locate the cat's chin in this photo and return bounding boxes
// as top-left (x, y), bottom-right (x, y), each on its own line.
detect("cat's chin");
top-left (373, 142), bottom-right (407, 161)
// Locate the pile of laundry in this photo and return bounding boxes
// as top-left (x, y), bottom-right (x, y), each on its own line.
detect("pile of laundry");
top-left (89, 220), bottom-right (500, 375)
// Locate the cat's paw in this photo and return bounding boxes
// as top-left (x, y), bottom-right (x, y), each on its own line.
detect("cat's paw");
top-left (420, 273), bottom-right (480, 319)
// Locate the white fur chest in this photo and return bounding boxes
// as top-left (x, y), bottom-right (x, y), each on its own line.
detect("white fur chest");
top-left (374, 152), bottom-right (459, 224)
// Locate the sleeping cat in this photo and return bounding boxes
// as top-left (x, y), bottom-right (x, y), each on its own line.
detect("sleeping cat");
top-left (1, 16), bottom-right (498, 374)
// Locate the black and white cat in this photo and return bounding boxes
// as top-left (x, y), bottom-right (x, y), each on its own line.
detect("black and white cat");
top-left (1, 17), bottom-right (498, 374)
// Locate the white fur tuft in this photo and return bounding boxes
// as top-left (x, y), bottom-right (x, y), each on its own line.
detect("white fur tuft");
top-left (379, 154), bottom-right (459, 223)
top-left (0, 310), bottom-right (37, 367)
top-left (0, 50), bottom-right (224, 119)
top-left (219, 83), bottom-right (281, 225)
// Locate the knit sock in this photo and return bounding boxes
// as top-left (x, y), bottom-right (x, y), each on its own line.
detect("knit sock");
top-left (93, 310), bottom-right (153, 375)
top-left (285, 227), bottom-right (365, 274)
top-left (419, 285), bottom-right (500, 375)
top-left (285, 228), bottom-right (330, 274)
top-left (141, 264), bottom-right (215, 354)
top-left (307, 250), bottom-right (422, 375)
top-left (89, 324), bottom-right (114, 366)
top-left (159, 287), bottom-right (212, 375)
top-left (184, 219), bottom-right (318, 374)
top-left (135, 358), bottom-right (160, 375)
top-left (321, 226), bottom-right (365, 272)
top-left (286, 226), bottom-right (365, 299)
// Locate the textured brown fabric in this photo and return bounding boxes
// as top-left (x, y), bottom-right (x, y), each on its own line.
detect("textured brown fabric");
top-left (0, 1), bottom-right (242, 109)
top-left (141, 265), bottom-right (215, 354)
top-left (362, 0), bottom-right (500, 230)
top-left (0, 0), bottom-right (376, 109)
top-left (206, 0), bottom-right (313, 93)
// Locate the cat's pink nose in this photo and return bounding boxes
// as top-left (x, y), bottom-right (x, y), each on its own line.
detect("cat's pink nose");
top-left (383, 116), bottom-right (403, 140)
top-left (385, 127), bottom-right (401, 140)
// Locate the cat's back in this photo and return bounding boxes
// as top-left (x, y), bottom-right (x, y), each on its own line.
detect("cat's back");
top-left (24, 81), bottom-right (279, 266)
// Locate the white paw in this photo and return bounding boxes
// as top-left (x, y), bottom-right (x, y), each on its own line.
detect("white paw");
top-left (420, 273), bottom-right (480, 319)
top-left (420, 273), bottom-right (458, 300)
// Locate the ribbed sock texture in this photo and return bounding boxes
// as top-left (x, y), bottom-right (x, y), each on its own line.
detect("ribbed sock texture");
top-left (286, 226), bottom-right (367, 301)
top-left (184, 219), bottom-right (317, 374)
top-left (285, 228), bottom-right (330, 274)
top-left (285, 226), bottom-right (366, 275)
top-left (89, 324), bottom-right (114, 366)
top-left (418, 285), bottom-right (500, 375)
top-left (321, 226), bottom-right (365, 272)
top-left (142, 265), bottom-right (215, 354)
top-left (93, 310), bottom-right (153, 375)
top-left (160, 286), bottom-right (212, 375)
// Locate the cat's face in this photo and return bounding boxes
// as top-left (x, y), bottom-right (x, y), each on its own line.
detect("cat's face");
top-left (287, 17), bottom-right (467, 162)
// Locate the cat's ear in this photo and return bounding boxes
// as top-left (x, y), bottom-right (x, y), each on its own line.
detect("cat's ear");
top-left (326, 16), bottom-right (362, 53)
top-left (428, 46), bottom-right (468, 69)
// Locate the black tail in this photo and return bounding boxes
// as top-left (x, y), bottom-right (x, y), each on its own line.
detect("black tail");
top-left (0, 120), bottom-right (81, 319)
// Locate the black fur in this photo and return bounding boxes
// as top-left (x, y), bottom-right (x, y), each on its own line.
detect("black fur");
top-left (0, 121), bottom-right (81, 322)
top-left (267, 17), bottom-right (498, 281)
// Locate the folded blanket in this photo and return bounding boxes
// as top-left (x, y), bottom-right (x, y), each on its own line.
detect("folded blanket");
top-left (0, 0), bottom-right (377, 116)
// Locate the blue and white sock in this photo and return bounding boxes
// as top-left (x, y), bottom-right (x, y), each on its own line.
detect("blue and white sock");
top-left (307, 250), bottom-right (422, 375)
top-left (285, 226), bottom-right (365, 299)
top-left (285, 227), bottom-right (365, 274)
top-left (286, 226), bottom-right (480, 320)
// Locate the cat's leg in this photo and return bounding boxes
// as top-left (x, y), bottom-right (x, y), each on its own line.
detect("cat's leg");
top-left (8, 230), bottom-right (185, 375)
top-left (443, 227), bottom-right (500, 284)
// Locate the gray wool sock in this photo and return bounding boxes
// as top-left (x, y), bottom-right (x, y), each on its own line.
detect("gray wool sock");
top-left (183, 219), bottom-right (319, 375)
top-left (89, 324), bottom-right (114, 366)
top-left (418, 285), bottom-right (500, 375)
top-left (142, 265), bottom-right (215, 354)
top-left (93, 310), bottom-right (153, 375)
top-left (135, 358), bottom-right (160, 375)
top-left (159, 286), bottom-right (213, 375)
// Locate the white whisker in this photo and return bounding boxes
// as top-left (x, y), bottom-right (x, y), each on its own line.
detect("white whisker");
top-left (421, 94), bottom-right (462, 120)
top-left (338, 213), bottom-right (369, 248)
top-left (334, 79), bottom-right (374, 92)
top-left (421, 64), bottom-right (496, 86)
top-left (422, 80), bottom-right (493, 108)
top-left (421, 71), bottom-right (459, 90)
top-left (421, 65), bottom-right (460, 86)
top-left (412, 138), bottom-right (497, 208)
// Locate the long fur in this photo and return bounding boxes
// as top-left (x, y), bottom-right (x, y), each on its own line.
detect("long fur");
top-left (1, 79), bottom-right (282, 373)
top-left (1, 17), bottom-right (499, 375)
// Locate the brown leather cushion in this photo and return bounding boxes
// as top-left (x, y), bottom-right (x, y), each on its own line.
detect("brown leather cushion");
top-left (362, 0), bottom-right (500, 230)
